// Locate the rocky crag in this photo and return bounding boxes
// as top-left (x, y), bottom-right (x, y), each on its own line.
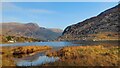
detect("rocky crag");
top-left (58, 4), bottom-right (120, 41)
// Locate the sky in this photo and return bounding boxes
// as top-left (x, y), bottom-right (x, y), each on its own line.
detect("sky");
top-left (2, 2), bottom-right (118, 30)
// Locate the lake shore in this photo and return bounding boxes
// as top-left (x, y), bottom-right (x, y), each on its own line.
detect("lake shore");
top-left (0, 41), bottom-right (119, 66)
top-left (1, 46), bottom-right (52, 66)
top-left (1, 38), bottom-right (120, 44)
top-left (45, 44), bottom-right (119, 66)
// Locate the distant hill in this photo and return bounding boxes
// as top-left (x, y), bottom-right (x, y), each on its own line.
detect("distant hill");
top-left (58, 4), bottom-right (119, 41)
top-left (1, 22), bottom-right (63, 40)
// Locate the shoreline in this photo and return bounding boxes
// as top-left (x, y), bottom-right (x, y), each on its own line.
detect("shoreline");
top-left (0, 41), bottom-right (119, 66)
top-left (1, 45), bottom-right (52, 66)
top-left (45, 44), bottom-right (119, 66)
top-left (1, 39), bottom-right (120, 45)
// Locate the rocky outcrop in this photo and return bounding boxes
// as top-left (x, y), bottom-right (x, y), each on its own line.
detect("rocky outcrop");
top-left (58, 4), bottom-right (120, 41)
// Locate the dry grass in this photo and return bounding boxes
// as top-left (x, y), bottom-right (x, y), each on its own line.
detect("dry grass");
top-left (45, 44), bottom-right (119, 66)
top-left (88, 32), bottom-right (119, 40)
top-left (1, 46), bottom-right (52, 66)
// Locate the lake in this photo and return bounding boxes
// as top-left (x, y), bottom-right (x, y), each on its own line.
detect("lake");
top-left (1, 40), bottom-right (119, 66)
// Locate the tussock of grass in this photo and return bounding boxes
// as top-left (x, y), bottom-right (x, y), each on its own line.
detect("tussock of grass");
top-left (46, 44), bottom-right (119, 66)
top-left (1, 46), bottom-right (52, 66)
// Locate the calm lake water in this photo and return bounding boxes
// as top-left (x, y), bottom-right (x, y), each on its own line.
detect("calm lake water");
top-left (1, 41), bottom-right (119, 66)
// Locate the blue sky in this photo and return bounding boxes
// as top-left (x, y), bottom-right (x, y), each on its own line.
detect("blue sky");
top-left (2, 2), bottom-right (118, 29)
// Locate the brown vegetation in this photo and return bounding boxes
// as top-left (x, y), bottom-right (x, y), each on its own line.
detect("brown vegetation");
top-left (1, 46), bottom-right (52, 66)
top-left (45, 44), bottom-right (119, 66)
top-left (12, 46), bottom-right (52, 58)
top-left (1, 35), bottom-right (42, 44)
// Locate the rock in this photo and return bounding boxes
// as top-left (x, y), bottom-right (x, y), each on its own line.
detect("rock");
top-left (58, 4), bottom-right (120, 41)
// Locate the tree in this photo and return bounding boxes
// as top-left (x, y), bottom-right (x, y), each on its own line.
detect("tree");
top-left (6, 36), bottom-right (12, 41)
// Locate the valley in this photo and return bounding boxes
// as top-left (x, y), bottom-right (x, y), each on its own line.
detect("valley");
top-left (0, 2), bottom-right (119, 67)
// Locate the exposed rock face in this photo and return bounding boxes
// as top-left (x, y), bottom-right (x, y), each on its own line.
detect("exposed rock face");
top-left (58, 4), bottom-right (120, 41)
top-left (1, 23), bottom-right (63, 40)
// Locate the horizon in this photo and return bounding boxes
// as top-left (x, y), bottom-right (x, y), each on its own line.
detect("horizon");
top-left (1, 2), bottom-right (118, 30)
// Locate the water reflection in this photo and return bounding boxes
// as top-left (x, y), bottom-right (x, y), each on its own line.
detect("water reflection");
top-left (71, 40), bottom-right (119, 46)
top-left (16, 56), bottom-right (59, 66)
top-left (1, 41), bottom-right (75, 47)
top-left (1, 41), bottom-right (119, 47)
top-left (2, 41), bottom-right (119, 66)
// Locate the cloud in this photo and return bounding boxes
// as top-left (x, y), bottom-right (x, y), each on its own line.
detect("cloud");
top-left (28, 9), bottom-right (56, 14)
top-left (2, 2), bottom-right (56, 14)
top-left (2, 2), bottom-right (21, 11)
top-left (2, 2), bottom-right (57, 22)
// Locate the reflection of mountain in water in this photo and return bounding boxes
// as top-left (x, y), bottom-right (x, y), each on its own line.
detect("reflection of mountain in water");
top-left (71, 40), bottom-right (119, 46)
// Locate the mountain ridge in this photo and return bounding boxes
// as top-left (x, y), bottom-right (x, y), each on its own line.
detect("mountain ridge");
top-left (1, 22), bottom-right (63, 41)
top-left (58, 4), bottom-right (119, 41)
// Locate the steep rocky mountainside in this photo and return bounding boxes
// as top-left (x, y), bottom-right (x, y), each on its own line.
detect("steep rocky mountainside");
top-left (1, 23), bottom-right (62, 40)
top-left (58, 4), bottom-right (119, 41)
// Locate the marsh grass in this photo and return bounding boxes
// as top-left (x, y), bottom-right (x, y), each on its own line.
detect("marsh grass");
top-left (46, 44), bottom-right (119, 66)
top-left (1, 46), bottom-right (52, 66)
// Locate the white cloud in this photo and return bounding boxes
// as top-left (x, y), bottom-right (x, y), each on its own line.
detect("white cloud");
top-left (2, 2), bottom-right (21, 11)
top-left (2, 2), bottom-right (56, 14)
top-left (2, 2), bottom-right (57, 23)
top-left (28, 9), bottom-right (56, 14)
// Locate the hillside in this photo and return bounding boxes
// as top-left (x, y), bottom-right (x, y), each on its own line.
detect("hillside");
top-left (58, 4), bottom-right (120, 41)
top-left (1, 22), bottom-right (62, 41)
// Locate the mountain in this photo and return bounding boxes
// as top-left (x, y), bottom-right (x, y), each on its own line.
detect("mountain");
top-left (1, 22), bottom-right (63, 40)
top-left (58, 4), bottom-right (119, 41)
top-left (49, 28), bottom-right (63, 33)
